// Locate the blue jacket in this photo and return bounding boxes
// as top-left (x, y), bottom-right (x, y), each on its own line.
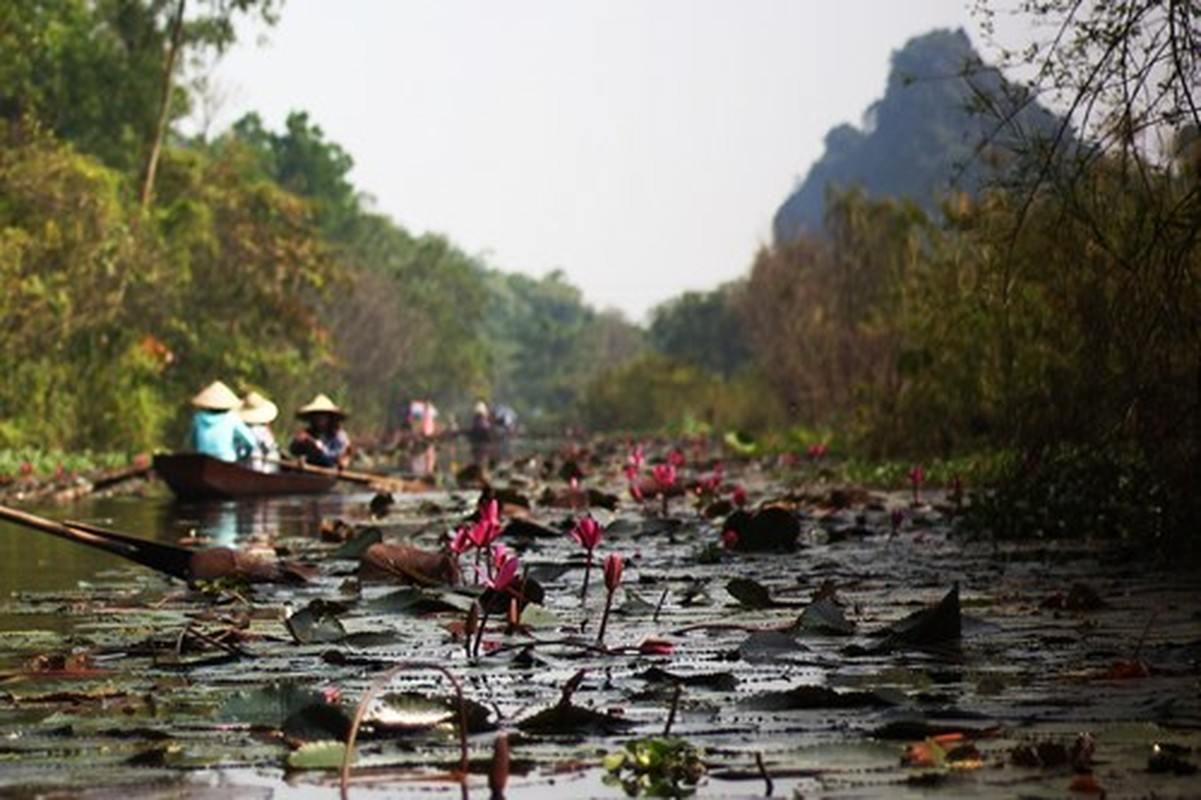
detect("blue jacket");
top-left (190, 410), bottom-right (256, 462)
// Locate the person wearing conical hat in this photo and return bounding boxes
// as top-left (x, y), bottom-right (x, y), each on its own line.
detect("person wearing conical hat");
top-left (238, 391), bottom-right (280, 472)
top-left (288, 393), bottom-right (353, 468)
top-left (189, 380), bottom-right (256, 463)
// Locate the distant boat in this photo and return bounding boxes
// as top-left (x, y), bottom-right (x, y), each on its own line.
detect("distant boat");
top-left (153, 453), bottom-right (337, 501)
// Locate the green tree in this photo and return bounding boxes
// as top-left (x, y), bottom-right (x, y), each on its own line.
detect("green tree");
top-left (742, 188), bottom-right (929, 445)
top-left (483, 270), bottom-right (597, 423)
top-left (577, 353), bottom-right (780, 436)
top-left (1, 0), bottom-right (164, 175)
top-left (0, 0), bottom-right (279, 191)
top-left (647, 283), bottom-right (749, 378)
top-left (0, 124), bottom-right (167, 450)
top-left (149, 140), bottom-right (338, 442)
top-left (329, 217), bottom-right (491, 434)
top-left (225, 111), bottom-right (360, 239)
top-left (967, 0), bottom-right (1201, 544)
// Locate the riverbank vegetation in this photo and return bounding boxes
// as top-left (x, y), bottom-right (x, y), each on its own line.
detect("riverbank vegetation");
top-left (1, 1), bottom-right (1197, 550)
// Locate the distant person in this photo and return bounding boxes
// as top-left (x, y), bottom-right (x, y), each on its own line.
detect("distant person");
top-left (491, 403), bottom-right (518, 434)
top-left (405, 398), bottom-right (440, 476)
top-left (491, 402), bottom-right (518, 461)
top-left (289, 393), bottom-right (353, 469)
top-left (238, 391), bottom-right (281, 472)
top-left (189, 380), bottom-right (256, 463)
top-left (407, 398), bottom-right (440, 440)
top-left (466, 399), bottom-right (494, 466)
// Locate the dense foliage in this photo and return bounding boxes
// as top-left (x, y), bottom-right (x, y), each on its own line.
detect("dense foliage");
top-left (0, 1), bottom-right (642, 451)
top-left (742, 3), bottom-right (1199, 547)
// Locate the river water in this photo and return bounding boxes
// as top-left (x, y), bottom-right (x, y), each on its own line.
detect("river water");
top-left (0, 486), bottom-right (371, 628)
top-left (1, 456), bottom-right (1199, 799)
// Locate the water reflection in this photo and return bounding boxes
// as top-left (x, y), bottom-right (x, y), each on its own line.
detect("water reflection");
top-left (406, 442), bottom-right (437, 477)
top-left (0, 490), bottom-right (369, 597)
top-left (173, 500), bottom-right (280, 548)
top-left (166, 494), bottom-right (361, 551)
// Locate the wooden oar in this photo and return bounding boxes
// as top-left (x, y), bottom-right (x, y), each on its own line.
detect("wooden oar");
top-left (274, 458), bottom-right (433, 493)
top-left (0, 503), bottom-right (205, 581)
top-left (0, 503), bottom-right (312, 584)
top-left (90, 461), bottom-right (155, 492)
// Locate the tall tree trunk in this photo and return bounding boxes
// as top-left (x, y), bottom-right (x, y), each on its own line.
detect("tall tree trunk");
top-left (140, 0), bottom-right (187, 211)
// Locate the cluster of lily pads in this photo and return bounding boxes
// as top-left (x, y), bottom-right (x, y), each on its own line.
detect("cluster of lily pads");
top-left (2, 437), bottom-right (1198, 799)
top-left (205, 440), bottom-right (972, 794)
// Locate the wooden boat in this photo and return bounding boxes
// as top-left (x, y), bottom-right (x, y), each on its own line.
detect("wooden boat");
top-left (153, 453), bottom-right (337, 501)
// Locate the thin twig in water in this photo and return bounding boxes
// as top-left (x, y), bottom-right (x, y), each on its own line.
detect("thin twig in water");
top-left (663, 683), bottom-right (682, 736)
top-left (653, 587), bottom-right (669, 623)
top-left (189, 626), bottom-right (246, 656)
top-left (670, 620), bottom-right (788, 636)
top-left (473, 605), bottom-right (492, 659)
top-left (172, 622), bottom-right (245, 658)
top-left (755, 751), bottom-right (774, 797)
top-left (1132, 609), bottom-right (1159, 662)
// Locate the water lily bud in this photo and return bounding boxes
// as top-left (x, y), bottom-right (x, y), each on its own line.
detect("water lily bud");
top-left (638, 638), bottom-right (674, 655)
top-left (603, 553), bottom-right (623, 591)
top-left (489, 732), bottom-right (509, 799)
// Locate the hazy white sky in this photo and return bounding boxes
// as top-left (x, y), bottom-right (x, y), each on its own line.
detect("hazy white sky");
top-left (201, 0), bottom-right (1010, 323)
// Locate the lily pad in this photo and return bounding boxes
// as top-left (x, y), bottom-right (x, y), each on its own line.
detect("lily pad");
top-left (518, 700), bottom-right (635, 736)
top-left (218, 684), bottom-right (333, 729)
top-left (285, 739), bottom-right (348, 771)
top-left (285, 599), bottom-right (349, 644)
top-left (795, 597), bottom-right (856, 636)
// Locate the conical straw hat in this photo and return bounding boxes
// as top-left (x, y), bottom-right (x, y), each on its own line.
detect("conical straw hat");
top-left (191, 380), bottom-right (241, 411)
top-left (238, 391), bottom-right (279, 424)
top-left (296, 393), bottom-right (347, 418)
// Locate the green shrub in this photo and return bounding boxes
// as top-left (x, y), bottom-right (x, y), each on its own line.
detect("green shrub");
top-left (955, 445), bottom-right (1169, 544)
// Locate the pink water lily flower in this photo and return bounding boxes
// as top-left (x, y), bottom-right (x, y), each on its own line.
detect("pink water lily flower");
top-left (480, 497), bottom-right (501, 529)
top-left (652, 463), bottom-right (677, 515)
top-left (450, 525), bottom-right (474, 555)
top-left (628, 444), bottom-right (645, 471)
top-left (625, 463), bottom-right (645, 502)
top-left (908, 465), bottom-right (925, 504)
top-left (469, 548), bottom-right (521, 659)
top-left (603, 552), bottom-right (623, 592)
top-left (570, 515), bottom-right (603, 550)
top-left (597, 552), bottom-right (624, 645)
top-left (694, 463), bottom-right (723, 496)
top-left (486, 549), bottom-right (520, 593)
top-left (570, 515), bottom-right (603, 601)
top-left (468, 499), bottom-right (503, 549)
